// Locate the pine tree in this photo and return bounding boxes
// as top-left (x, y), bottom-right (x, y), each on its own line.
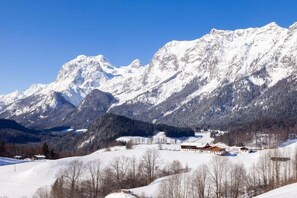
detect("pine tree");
top-left (42, 142), bottom-right (50, 159)
top-left (0, 141), bottom-right (6, 157)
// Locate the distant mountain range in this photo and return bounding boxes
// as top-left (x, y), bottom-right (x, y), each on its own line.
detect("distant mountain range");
top-left (1, 22), bottom-right (297, 130)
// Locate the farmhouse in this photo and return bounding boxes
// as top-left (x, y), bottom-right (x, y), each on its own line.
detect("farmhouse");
top-left (33, 154), bottom-right (46, 160)
top-left (14, 155), bottom-right (22, 160)
top-left (181, 142), bottom-right (226, 155)
top-left (209, 146), bottom-right (227, 155)
top-left (181, 142), bottom-right (210, 151)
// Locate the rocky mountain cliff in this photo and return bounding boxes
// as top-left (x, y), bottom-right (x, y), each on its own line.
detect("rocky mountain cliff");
top-left (1, 22), bottom-right (297, 129)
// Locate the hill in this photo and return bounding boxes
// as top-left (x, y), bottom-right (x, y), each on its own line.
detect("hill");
top-left (0, 119), bottom-right (40, 143)
top-left (76, 113), bottom-right (194, 151)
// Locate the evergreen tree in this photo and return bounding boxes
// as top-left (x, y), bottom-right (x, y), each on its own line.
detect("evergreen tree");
top-left (42, 142), bottom-right (50, 159)
top-left (0, 141), bottom-right (6, 156)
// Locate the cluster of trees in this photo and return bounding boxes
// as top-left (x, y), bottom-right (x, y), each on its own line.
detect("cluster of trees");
top-left (157, 156), bottom-right (247, 198)
top-left (32, 146), bottom-right (297, 198)
top-left (157, 147), bottom-right (297, 198)
top-left (33, 149), bottom-right (185, 198)
top-left (0, 141), bottom-right (59, 159)
top-left (81, 113), bottom-right (194, 153)
top-left (215, 118), bottom-right (297, 148)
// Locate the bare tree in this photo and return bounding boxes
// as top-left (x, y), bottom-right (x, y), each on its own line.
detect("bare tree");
top-left (191, 164), bottom-right (209, 198)
top-left (85, 159), bottom-right (103, 198)
top-left (33, 186), bottom-right (51, 198)
top-left (101, 167), bottom-right (114, 195)
top-left (140, 149), bottom-right (161, 184)
top-left (228, 163), bottom-right (247, 198)
top-left (257, 151), bottom-right (272, 190)
top-left (292, 147), bottom-right (297, 181)
top-left (127, 156), bottom-right (141, 187)
top-left (170, 160), bottom-right (183, 174)
top-left (246, 163), bottom-right (260, 197)
top-left (208, 156), bottom-right (230, 198)
top-left (51, 176), bottom-right (65, 198)
top-left (59, 160), bottom-right (84, 198)
top-left (110, 156), bottom-right (131, 188)
top-left (157, 174), bottom-right (190, 198)
top-left (271, 149), bottom-right (281, 188)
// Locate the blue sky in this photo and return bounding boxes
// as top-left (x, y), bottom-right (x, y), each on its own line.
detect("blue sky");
top-left (0, 0), bottom-right (296, 94)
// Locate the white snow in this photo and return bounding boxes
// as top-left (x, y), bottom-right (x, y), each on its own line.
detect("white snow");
top-left (2, 138), bottom-right (297, 198)
top-left (77, 135), bottom-right (95, 148)
top-left (75, 129), bottom-right (88, 133)
top-left (256, 182), bottom-right (297, 198)
top-left (0, 157), bottom-right (31, 166)
top-left (105, 192), bottom-right (136, 198)
top-left (249, 76), bottom-right (266, 86)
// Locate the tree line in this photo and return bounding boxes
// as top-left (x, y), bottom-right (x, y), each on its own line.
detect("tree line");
top-left (32, 146), bottom-right (297, 198)
top-left (33, 149), bottom-right (185, 198)
top-left (157, 147), bottom-right (297, 198)
top-left (215, 118), bottom-right (297, 148)
top-left (0, 141), bottom-right (59, 159)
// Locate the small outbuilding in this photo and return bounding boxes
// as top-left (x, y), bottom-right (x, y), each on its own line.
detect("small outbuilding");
top-left (33, 154), bottom-right (46, 160)
top-left (14, 155), bottom-right (22, 160)
top-left (209, 146), bottom-right (227, 155)
top-left (240, 147), bottom-right (249, 153)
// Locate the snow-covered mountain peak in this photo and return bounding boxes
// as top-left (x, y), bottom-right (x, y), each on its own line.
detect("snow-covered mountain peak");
top-left (75, 54), bottom-right (87, 60)
top-left (56, 54), bottom-right (113, 83)
top-left (1, 22), bottom-right (297, 129)
top-left (289, 22), bottom-right (297, 31)
top-left (264, 21), bottom-right (279, 28)
top-left (209, 28), bottom-right (231, 35)
top-left (128, 59), bottom-right (142, 68)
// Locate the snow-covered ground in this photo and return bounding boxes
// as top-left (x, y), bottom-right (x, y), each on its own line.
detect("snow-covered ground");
top-left (255, 182), bottom-right (297, 198)
top-left (0, 157), bottom-right (30, 166)
top-left (105, 192), bottom-right (136, 198)
top-left (1, 135), bottom-right (297, 198)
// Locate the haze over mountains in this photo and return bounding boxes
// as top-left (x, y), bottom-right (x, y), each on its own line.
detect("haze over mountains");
top-left (1, 22), bottom-right (297, 130)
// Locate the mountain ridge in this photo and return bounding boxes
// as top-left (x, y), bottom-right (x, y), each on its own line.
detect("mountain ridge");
top-left (1, 22), bottom-right (297, 129)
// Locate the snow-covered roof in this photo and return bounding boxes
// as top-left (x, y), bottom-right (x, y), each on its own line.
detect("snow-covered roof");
top-left (181, 142), bottom-right (209, 147)
top-left (34, 155), bottom-right (45, 158)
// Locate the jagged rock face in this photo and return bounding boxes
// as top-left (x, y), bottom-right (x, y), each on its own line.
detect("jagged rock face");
top-left (63, 89), bottom-right (118, 128)
top-left (111, 22), bottom-right (297, 128)
top-left (1, 22), bottom-right (297, 129)
top-left (0, 91), bottom-right (76, 130)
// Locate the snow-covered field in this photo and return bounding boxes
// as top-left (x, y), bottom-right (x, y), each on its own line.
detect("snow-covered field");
top-left (255, 182), bottom-right (297, 198)
top-left (0, 157), bottom-right (30, 166)
top-left (1, 133), bottom-right (297, 198)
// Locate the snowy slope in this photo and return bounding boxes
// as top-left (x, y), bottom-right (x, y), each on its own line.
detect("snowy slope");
top-left (255, 182), bottom-right (297, 198)
top-left (2, 137), bottom-right (297, 198)
top-left (0, 157), bottom-right (30, 166)
top-left (105, 193), bottom-right (136, 198)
